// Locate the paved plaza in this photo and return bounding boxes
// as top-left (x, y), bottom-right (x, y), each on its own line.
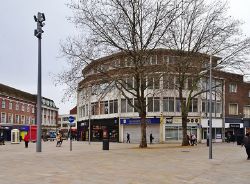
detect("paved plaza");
top-left (0, 141), bottom-right (249, 184)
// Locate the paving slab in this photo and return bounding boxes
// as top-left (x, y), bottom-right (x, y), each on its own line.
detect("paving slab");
top-left (0, 141), bottom-right (249, 184)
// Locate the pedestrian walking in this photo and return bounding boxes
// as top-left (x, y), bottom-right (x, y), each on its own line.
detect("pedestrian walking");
top-left (242, 133), bottom-right (250, 160)
top-left (0, 133), bottom-right (5, 145)
top-left (56, 133), bottom-right (63, 147)
top-left (190, 134), bottom-right (197, 146)
top-left (150, 133), bottom-right (154, 144)
top-left (24, 134), bottom-right (29, 148)
top-left (206, 133), bottom-right (210, 147)
top-left (126, 133), bottom-right (130, 143)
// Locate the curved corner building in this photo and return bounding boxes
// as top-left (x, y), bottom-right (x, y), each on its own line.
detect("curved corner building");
top-left (76, 49), bottom-right (223, 143)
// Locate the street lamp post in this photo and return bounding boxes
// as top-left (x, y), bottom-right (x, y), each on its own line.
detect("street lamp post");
top-left (34, 12), bottom-right (45, 152)
top-left (209, 55), bottom-right (213, 159)
top-left (88, 86), bottom-right (91, 145)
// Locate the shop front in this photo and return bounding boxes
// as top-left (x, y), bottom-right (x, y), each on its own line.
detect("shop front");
top-left (243, 118), bottom-right (250, 134)
top-left (165, 117), bottom-right (200, 142)
top-left (77, 118), bottom-right (119, 142)
top-left (120, 117), bottom-right (160, 143)
top-left (201, 118), bottom-right (223, 143)
top-left (0, 125), bottom-right (12, 141)
top-left (225, 118), bottom-right (244, 144)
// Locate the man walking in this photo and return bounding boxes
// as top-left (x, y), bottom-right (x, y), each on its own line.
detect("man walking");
top-left (126, 133), bottom-right (130, 143)
top-left (150, 133), bottom-right (154, 144)
top-left (242, 133), bottom-right (250, 160)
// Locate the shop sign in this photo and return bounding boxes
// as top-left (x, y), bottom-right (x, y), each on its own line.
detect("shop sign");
top-left (120, 118), bottom-right (160, 125)
top-left (229, 124), bottom-right (240, 128)
top-left (216, 134), bottom-right (222, 139)
top-left (19, 126), bottom-right (29, 131)
top-left (166, 117), bottom-right (173, 124)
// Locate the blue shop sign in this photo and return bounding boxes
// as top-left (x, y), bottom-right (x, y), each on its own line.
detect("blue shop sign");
top-left (120, 118), bottom-right (160, 125)
top-left (19, 126), bottom-right (29, 131)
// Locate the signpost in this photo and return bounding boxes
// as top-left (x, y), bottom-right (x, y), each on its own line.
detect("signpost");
top-left (68, 116), bottom-right (75, 151)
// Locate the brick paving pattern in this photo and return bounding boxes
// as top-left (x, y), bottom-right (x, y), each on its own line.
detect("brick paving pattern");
top-left (0, 141), bottom-right (249, 184)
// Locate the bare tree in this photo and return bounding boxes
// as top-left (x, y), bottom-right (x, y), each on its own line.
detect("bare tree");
top-left (58, 0), bottom-right (182, 148)
top-left (161, 0), bottom-right (250, 146)
top-left (57, 0), bottom-right (250, 147)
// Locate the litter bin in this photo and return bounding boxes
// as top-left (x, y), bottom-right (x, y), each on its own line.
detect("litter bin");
top-left (103, 139), bottom-right (109, 150)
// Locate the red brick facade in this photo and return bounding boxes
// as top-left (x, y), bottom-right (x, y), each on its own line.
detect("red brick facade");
top-left (214, 71), bottom-right (250, 118)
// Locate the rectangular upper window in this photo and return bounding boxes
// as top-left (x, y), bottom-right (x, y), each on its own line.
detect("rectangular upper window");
top-left (244, 106), bottom-right (250, 118)
top-left (1, 113), bottom-right (6, 123)
top-left (22, 104), bottom-right (25, 112)
top-left (9, 102), bottom-right (12, 110)
top-left (229, 83), bottom-right (237, 93)
top-left (1, 100), bottom-right (6, 109)
top-left (163, 97), bottom-right (174, 112)
top-left (229, 103), bottom-right (238, 115)
top-left (16, 103), bottom-right (19, 111)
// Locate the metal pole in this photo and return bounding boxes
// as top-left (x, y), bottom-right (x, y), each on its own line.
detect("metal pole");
top-left (88, 85), bottom-right (92, 144)
top-left (88, 98), bottom-right (91, 145)
top-left (34, 12), bottom-right (45, 153)
top-left (70, 125), bottom-right (72, 151)
top-left (209, 55), bottom-right (212, 159)
top-left (36, 36), bottom-right (42, 152)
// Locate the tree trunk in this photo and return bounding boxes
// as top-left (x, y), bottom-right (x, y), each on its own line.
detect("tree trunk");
top-left (139, 113), bottom-right (147, 148)
top-left (182, 113), bottom-right (189, 146)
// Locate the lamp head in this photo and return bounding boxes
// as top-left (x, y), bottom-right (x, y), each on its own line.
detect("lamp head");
top-left (38, 12), bottom-right (46, 22)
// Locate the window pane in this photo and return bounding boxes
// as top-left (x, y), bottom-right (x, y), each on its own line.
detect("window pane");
top-left (229, 84), bottom-right (237, 93)
top-left (216, 102), bottom-right (221, 113)
top-left (121, 99), bottom-right (126, 113)
top-left (163, 97), bottom-right (169, 112)
top-left (244, 106), bottom-right (250, 118)
top-left (154, 97), bottom-right (160, 112)
top-left (229, 104), bottom-right (238, 115)
top-left (169, 98), bottom-right (174, 112)
top-left (127, 77), bottom-right (133, 90)
top-left (104, 101), bottom-right (109, 114)
top-left (109, 100), bottom-right (114, 114)
top-left (148, 76), bottom-right (153, 89)
top-left (100, 101), bottom-right (104, 114)
top-left (114, 100), bottom-right (118, 113)
top-left (127, 99), bottom-right (133, 112)
top-left (134, 99), bottom-right (138, 112)
top-left (187, 77), bottom-right (193, 90)
top-left (154, 76), bottom-right (160, 89)
top-left (148, 97), bottom-right (153, 112)
top-left (176, 98), bottom-right (181, 112)
top-left (193, 99), bottom-right (198, 112)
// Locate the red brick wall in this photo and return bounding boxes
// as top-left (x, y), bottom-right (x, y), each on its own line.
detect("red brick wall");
top-left (0, 96), bottom-right (36, 124)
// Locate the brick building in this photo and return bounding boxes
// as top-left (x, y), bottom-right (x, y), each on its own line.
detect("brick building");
top-left (214, 71), bottom-right (250, 142)
top-left (0, 83), bottom-right (58, 141)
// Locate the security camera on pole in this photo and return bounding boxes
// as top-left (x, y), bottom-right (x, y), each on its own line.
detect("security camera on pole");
top-left (34, 12), bottom-right (45, 152)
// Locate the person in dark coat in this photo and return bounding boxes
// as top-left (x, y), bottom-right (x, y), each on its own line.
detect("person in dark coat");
top-left (0, 133), bottom-right (5, 145)
top-left (242, 133), bottom-right (250, 160)
top-left (126, 133), bottom-right (130, 143)
top-left (150, 133), bottom-right (154, 144)
top-left (24, 134), bottom-right (29, 148)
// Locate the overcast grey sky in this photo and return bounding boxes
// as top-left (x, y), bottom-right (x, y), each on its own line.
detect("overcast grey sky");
top-left (0, 0), bottom-right (249, 114)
